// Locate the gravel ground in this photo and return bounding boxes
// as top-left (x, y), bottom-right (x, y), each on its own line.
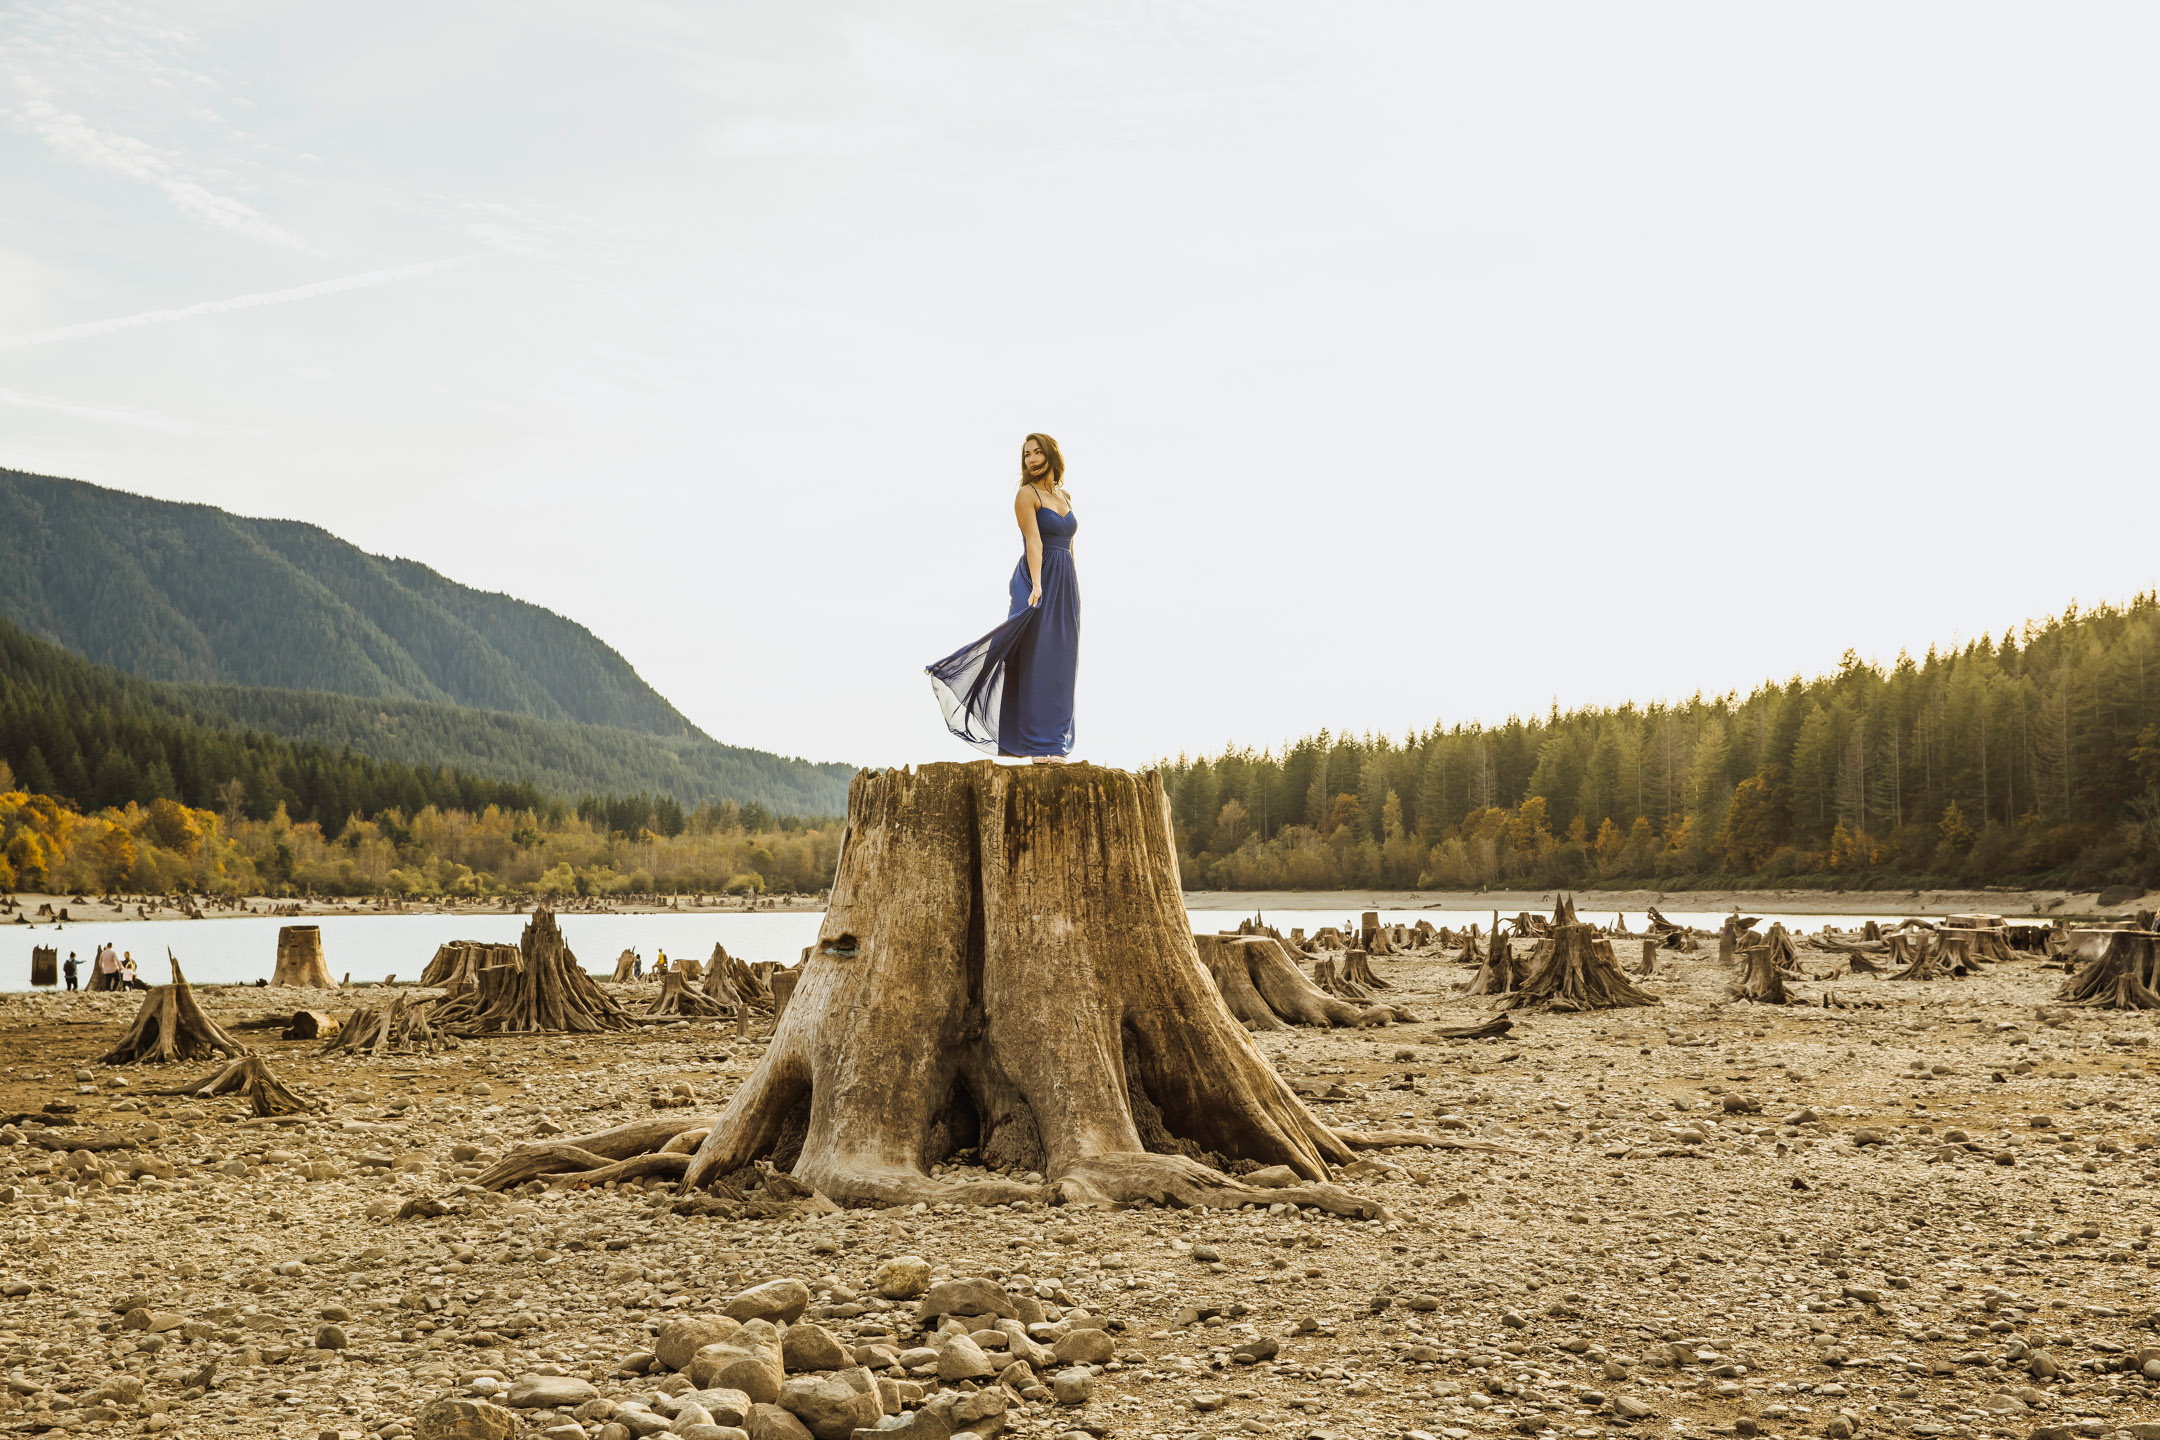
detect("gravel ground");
top-left (3, 932), bottom-right (2158, 1440)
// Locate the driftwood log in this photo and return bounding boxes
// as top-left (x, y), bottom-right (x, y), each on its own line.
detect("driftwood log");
top-left (539, 762), bottom-right (1438, 1216)
top-left (271, 926), bottom-right (335, 988)
top-left (101, 957), bottom-right (249, 1065)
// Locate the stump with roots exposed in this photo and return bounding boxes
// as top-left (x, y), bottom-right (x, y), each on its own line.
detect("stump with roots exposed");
top-left (143, 1054), bottom-right (317, 1116)
top-left (578, 762), bottom-right (1441, 1216)
top-left (1340, 949), bottom-right (1388, 990)
top-left (271, 926), bottom-right (335, 988)
top-left (422, 941), bottom-right (521, 992)
top-left (1889, 930), bottom-right (1960, 981)
top-left (1194, 934), bottom-right (1407, 1029)
top-left (102, 957), bottom-right (249, 1065)
top-left (710, 945), bottom-right (775, 1012)
top-left (610, 949), bottom-right (640, 983)
top-left (434, 908), bottom-right (632, 1035)
top-left (2057, 931), bottom-right (2160, 1009)
top-left (647, 968), bottom-right (735, 1020)
top-left (1503, 898), bottom-right (1659, 1012)
top-left (327, 995), bottom-right (455, 1056)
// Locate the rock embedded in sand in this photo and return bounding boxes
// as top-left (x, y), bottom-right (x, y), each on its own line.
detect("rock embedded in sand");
top-left (871, 1255), bottom-right (931, 1299)
top-left (726, 1278), bottom-right (812, 1324)
top-left (415, 1397), bottom-right (519, 1440)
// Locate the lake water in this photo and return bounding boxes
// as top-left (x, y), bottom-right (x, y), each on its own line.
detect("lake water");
top-left (2, 905), bottom-right (1922, 991)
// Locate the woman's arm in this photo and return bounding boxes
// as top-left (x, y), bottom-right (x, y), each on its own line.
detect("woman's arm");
top-left (1014, 489), bottom-right (1045, 607)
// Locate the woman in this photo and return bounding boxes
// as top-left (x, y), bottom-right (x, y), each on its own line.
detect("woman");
top-left (927, 433), bottom-right (1080, 762)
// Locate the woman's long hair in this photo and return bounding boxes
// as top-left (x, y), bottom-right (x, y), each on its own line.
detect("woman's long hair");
top-left (1023, 433), bottom-right (1066, 488)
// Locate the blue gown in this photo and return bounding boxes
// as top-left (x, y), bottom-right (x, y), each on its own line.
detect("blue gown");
top-left (927, 503), bottom-right (1079, 757)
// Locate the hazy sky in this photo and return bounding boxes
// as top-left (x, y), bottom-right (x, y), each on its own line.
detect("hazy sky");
top-left (3, 3), bottom-right (2155, 772)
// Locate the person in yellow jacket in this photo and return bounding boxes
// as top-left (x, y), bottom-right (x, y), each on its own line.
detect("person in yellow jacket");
top-left (654, 949), bottom-right (669, 975)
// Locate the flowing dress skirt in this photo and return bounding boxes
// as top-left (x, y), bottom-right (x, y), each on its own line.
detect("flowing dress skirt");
top-left (927, 542), bottom-right (1079, 757)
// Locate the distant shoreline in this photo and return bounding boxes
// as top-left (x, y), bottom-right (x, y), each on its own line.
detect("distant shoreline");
top-left (8, 883), bottom-right (2145, 930)
top-left (4, 892), bottom-right (827, 928)
top-left (1179, 885), bottom-right (2141, 922)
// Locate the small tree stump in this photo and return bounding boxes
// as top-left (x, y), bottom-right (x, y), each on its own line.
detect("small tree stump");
top-left (1467, 937), bottom-right (1520, 997)
top-left (1733, 939), bottom-right (1788, 1004)
top-left (30, 946), bottom-right (58, 987)
top-left (421, 942), bottom-right (521, 993)
top-left (1637, 939), bottom-right (1656, 976)
top-left (102, 957), bottom-right (249, 1065)
top-left (143, 1054), bottom-right (318, 1117)
top-left (1340, 949), bottom-right (1388, 990)
top-left (648, 969), bottom-right (732, 1019)
top-left (326, 994), bottom-right (452, 1056)
top-left (272, 926), bottom-right (335, 988)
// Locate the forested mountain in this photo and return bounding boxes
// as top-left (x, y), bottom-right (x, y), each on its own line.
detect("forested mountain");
top-left (1154, 595), bottom-right (2160, 893)
top-left (0, 617), bottom-right (853, 820)
top-left (0, 469), bottom-right (690, 734)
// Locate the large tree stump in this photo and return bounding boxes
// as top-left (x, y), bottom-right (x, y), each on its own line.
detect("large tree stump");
top-left (2056, 931), bottom-right (2160, 1008)
top-left (1503, 898), bottom-right (1659, 1012)
top-left (101, 957), bottom-right (249, 1065)
top-left (611, 949), bottom-right (641, 982)
top-left (30, 946), bottom-right (58, 987)
top-left (674, 762), bottom-right (1421, 1215)
top-left (272, 926), bottom-right (335, 988)
top-left (435, 908), bottom-right (632, 1035)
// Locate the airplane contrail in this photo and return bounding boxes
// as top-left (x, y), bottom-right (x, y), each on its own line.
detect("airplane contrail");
top-left (0, 256), bottom-right (478, 351)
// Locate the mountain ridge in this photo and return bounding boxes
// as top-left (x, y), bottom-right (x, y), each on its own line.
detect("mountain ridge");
top-left (0, 469), bottom-right (692, 735)
top-left (0, 470), bottom-right (854, 814)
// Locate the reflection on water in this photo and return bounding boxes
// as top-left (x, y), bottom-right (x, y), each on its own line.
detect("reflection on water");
top-left (2, 904), bottom-right (1938, 992)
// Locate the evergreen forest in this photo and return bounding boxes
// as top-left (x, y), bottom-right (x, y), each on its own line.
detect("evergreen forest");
top-left (1152, 596), bottom-right (2160, 894)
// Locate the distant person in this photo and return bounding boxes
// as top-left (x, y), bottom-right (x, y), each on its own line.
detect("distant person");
top-left (121, 954), bottom-right (142, 990)
top-left (654, 949), bottom-right (669, 975)
top-left (93, 942), bottom-right (120, 992)
top-left (63, 951), bottom-right (79, 991)
top-left (927, 433), bottom-right (1079, 763)
top-left (631, 952), bottom-right (643, 980)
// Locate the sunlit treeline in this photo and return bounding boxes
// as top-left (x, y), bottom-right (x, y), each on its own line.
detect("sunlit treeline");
top-left (0, 771), bottom-right (839, 898)
top-left (1153, 595), bottom-right (2160, 891)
